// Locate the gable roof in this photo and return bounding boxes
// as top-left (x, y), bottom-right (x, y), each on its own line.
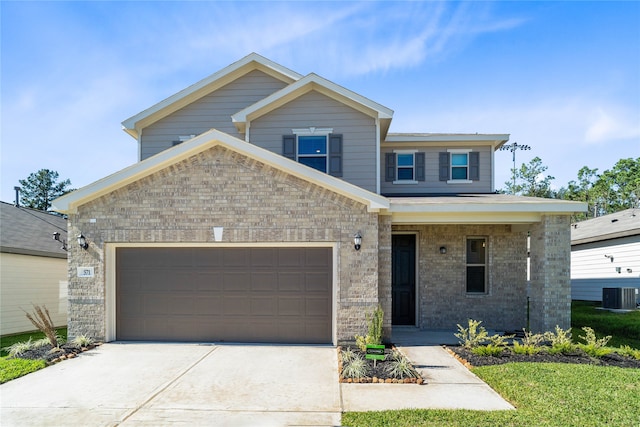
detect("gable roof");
top-left (571, 208), bottom-right (640, 245)
top-left (121, 53), bottom-right (303, 139)
top-left (0, 201), bottom-right (68, 258)
top-left (52, 129), bottom-right (389, 214)
top-left (231, 73), bottom-right (394, 136)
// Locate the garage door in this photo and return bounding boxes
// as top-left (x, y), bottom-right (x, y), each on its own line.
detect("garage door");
top-left (116, 247), bottom-right (332, 343)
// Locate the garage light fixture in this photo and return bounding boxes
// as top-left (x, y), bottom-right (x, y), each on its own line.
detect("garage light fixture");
top-left (52, 232), bottom-right (67, 251)
top-left (77, 234), bottom-right (89, 250)
top-left (354, 232), bottom-right (362, 251)
top-left (439, 246), bottom-right (447, 254)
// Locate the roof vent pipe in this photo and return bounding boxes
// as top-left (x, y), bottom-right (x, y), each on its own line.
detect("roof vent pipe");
top-left (14, 186), bottom-right (20, 207)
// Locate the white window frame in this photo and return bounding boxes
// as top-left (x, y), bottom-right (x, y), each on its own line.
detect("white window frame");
top-left (293, 127), bottom-right (332, 173)
top-left (393, 149), bottom-right (418, 184)
top-left (447, 148), bottom-right (472, 184)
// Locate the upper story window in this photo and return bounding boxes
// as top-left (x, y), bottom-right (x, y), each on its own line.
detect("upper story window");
top-left (282, 128), bottom-right (343, 177)
top-left (385, 150), bottom-right (425, 184)
top-left (439, 150), bottom-right (480, 183)
top-left (298, 135), bottom-right (328, 172)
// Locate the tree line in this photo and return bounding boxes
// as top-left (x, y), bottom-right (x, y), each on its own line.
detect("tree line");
top-left (501, 156), bottom-right (640, 221)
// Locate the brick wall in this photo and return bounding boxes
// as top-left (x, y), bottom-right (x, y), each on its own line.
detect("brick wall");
top-left (67, 145), bottom-right (380, 342)
top-left (529, 214), bottom-right (572, 332)
top-left (392, 224), bottom-right (528, 331)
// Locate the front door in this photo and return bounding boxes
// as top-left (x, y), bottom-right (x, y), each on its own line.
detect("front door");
top-left (392, 234), bottom-right (416, 325)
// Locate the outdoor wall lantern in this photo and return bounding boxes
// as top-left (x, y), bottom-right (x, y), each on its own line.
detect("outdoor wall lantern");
top-left (439, 246), bottom-right (447, 254)
top-left (354, 232), bottom-right (362, 251)
top-left (52, 232), bottom-right (67, 251)
top-left (604, 254), bottom-right (614, 262)
top-left (77, 234), bottom-right (89, 250)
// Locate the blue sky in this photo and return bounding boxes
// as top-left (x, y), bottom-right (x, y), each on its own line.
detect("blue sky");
top-left (2, 1), bottom-right (639, 203)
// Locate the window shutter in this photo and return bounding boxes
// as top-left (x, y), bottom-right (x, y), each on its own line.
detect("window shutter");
top-left (469, 152), bottom-right (479, 180)
top-left (385, 153), bottom-right (396, 182)
top-left (282, 135), bottom-right (296, 160)
top-left (415, 152), bottom-right (425, 181)
top-left (439, 152), bottom-right (450, 181)
top-left (328, 134), bottom-right (343, 177)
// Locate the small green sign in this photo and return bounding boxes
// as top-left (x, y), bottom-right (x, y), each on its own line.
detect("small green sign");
top-left (365, 344), bottom-right (386, 361)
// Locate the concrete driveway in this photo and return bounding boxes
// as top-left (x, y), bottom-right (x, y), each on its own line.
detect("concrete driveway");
top-left (0, 343), bottom-right (341, 426)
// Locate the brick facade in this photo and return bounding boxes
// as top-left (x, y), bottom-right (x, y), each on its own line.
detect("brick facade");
top-left (393, 224), bottom-right (529, 331)
top-left (66, 146), bottom-right (380, 343)
top-left (529, 214), bottom-right (572, 332)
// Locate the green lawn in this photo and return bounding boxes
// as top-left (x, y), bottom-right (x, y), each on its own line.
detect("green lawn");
top-left (343, 363), bottom-right (640, 426)
top-left (0, 328), bottom-right (67, 383)
top-left (343, 301), bottom-right (640, 426)
top-left (571, 300), bottom-right (640, 349)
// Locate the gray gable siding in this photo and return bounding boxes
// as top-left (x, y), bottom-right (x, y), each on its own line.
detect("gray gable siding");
top-left (140, 70), bottom-right (288, 160)
top-left (249, 91), bottom-right (377, 193)
top-left (380, 145), bottom-right (493, 195)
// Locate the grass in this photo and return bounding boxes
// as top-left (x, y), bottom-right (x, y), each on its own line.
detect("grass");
top-left (0, 328), bottom-right (67, 358)
top-left (342, 363), bottom-right (640, 426)
top-left (343, 301), bottom-right (640, 426)
top-left (0, 328), bottom-right (67, 383)
top-left (0, 358), bottom-right (47, 384)
top-left (571, 301), bottom-right (640, 349)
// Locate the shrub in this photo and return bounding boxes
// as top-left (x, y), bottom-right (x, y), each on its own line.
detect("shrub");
top-left (71, 335), bottom-right (94, 348)
top-left (617, 345), bottom-right (640, 360)
top-left (578, 327), bottom-right (612, 357)
top-left (472, 345), bottom-right (504, 357)
top-left (341, 353), bottom-right (370, 379)
top-left (544, 325), bottom-right (576, 355)
top-left (355, 305), bottom-right (384, 351)
top-left (4, 339), bottom-right (34, 358)
top-left (386, 351), bottom-right (415, 379)
top-left (513, 329), bottom-right (545, 355)
top-left (455, 319), bottom-right (489, 349)
top-left (23, 305), bottom-right (59, 349)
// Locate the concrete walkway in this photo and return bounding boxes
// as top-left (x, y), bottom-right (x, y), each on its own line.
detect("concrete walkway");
top-left (341, 329), bottom-right (514, 412)
top-left (1, 333), bottom-right (513, 426)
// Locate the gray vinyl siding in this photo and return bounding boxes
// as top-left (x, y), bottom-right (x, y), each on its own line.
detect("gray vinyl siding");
top-left (249, 91), bottom-right (377, 192)
top-left (571, 235), bottom-right (640, 301)
top-left (140, 70), bottom-right (288, 160)
top-left (380, 145), bottom-right (493, 195)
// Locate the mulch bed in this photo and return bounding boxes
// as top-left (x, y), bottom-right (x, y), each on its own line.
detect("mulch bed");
top-left (338, 346), bottom-right (425, 384)
top-left (447, 346), bottom-right (640, 369)
top-left (11, 343), bottom-right (100, 364)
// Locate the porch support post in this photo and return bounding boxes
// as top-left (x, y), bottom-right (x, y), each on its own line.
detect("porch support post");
top-left (528, 214), bottom-right (572, 332)
top-left (378, 214), bottom-right (393, 342)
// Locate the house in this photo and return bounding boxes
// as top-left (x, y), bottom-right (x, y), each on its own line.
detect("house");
top-left (0, 200), bottom-right (68, 336)
top-left (571, 209), bottom-right (640, 302)
top-left (53, 53), bottom-right (586, 345)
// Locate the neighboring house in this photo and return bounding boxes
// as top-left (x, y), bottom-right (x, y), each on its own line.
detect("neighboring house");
top-left (0, 201), bottom-right (68, 335)
top-left (53, 53), bottom-right (586, 345)
top-left (571, 209), bottom-right (640, 302)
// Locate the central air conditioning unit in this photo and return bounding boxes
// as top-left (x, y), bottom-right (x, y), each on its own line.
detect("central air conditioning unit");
top-left (602, 288), bottom-right (638, 310)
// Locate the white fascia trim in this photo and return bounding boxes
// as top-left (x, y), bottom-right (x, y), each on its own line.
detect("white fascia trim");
top-left (52, 128), bottom-right (389, 213)
top-left (386, 134), bottom-right (509, 143)
top-left (389, 201), bottom-right (588, 214)
top-left (122, 53), bottom-right (303, 137)
top-left (232, 73), bottom-right (393, 127)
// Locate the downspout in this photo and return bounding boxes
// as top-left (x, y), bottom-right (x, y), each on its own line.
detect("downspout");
top-left (491, 143), bottom-right (496, 192)
top-left (375, 118), bottom-right (381, 194)
top-left (245, 122), bottom-right (250, 143)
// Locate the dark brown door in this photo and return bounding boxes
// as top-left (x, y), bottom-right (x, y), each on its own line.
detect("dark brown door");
top-left (116, 247), bottom-right (332, 344)
top-left (392, 234), bottom-right (416, 325)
